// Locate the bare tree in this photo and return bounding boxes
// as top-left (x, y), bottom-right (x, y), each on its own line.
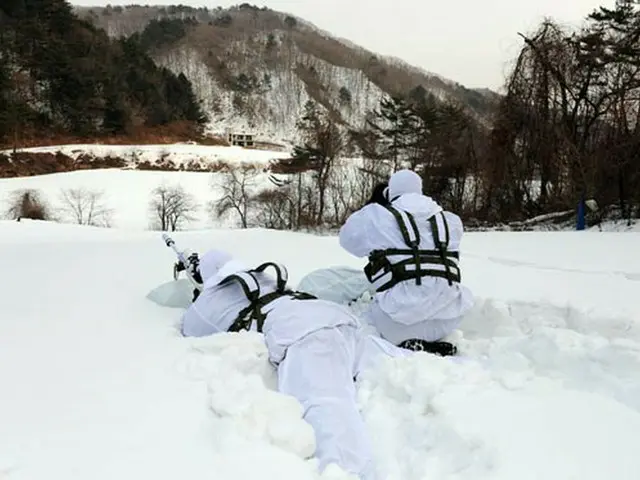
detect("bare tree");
top-left (149, 183), bottom-right (198, 231)
top-left (213, 164), bottom-right (258, 228)
top-left (278, 101), bottom-right (346, 226)
top-left (58, 188), bottom-right (113, 227)
top-left (5, 189), bottom-right (51, 220)
top-left (482, 6), bottom-right (640, 222)
top-left (326, 158), bottom-right (372, 227)
top-left (252, 187), bottom-right (296, 229)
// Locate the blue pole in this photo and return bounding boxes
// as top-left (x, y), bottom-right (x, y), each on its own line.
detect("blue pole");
top-left (576, 197), bottom-right (586, 230)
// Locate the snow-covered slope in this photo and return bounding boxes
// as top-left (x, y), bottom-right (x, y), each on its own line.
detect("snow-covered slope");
top-left (156, 43), bottom-right (387, 143)
top-left (1, 144), bottom-right (383, 231)
top-left (0, 169), bottom-right (232, 229)
top-left (1, 219), bottom-right (640, 480)
top-left (0, 145), bottom-right (291, 229)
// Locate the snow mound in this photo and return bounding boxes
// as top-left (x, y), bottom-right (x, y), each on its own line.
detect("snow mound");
top-left (182, 332), bottom-right (316, 460)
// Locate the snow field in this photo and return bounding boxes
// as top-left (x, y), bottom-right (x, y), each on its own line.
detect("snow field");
top-left (1, 144), bottom-right (639, 480)
top-left (0, 154), bottom-right (371, 231)
top-left (1, 220), bottom-right (639, 480)
top-left (0, 169), bottom-right (269, 230)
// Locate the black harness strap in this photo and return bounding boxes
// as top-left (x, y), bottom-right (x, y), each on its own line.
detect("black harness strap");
top-left (429, 213), bottom-right (455, 286)
top-left (251, 262), bottom-right (288, 292)
top-left (223, 262), bottom-right (316, 333)
top-left (382, 206), bottom-right (424, 286)
top-left (364, 206), bottom-right (461, 291)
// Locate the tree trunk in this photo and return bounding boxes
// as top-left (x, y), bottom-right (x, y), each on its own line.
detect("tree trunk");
top-left (296, 173), bottom-right (302, 229)
top-left (618, 166), bottom-right (630, 226)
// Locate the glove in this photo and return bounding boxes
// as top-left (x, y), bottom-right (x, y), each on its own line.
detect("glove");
top-left (175, 252), bottom-right (203, 283)
top-left (365, 182), bottom-right (389, 207)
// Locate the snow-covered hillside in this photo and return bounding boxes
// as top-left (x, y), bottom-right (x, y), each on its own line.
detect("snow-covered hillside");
top-left (1, 144), bottom-right (389, 231)
top-left (156, 44), bottom-right (387, 143)
top-left (0, 145), bottom-right (293, 229)
top-left (1, 216), bottom-right (640, 480)
top-left (0, 169), bottom-right (236, 229)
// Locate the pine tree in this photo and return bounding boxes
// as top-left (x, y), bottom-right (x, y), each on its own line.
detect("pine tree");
top-left (0, 61), bottom-right (11, 143)
top-left (366, 96), bottom-right (415, 168)
top-left (0, 0), bottom-right (207, 144)
top-left (280, 101), bottom-right (345, 225)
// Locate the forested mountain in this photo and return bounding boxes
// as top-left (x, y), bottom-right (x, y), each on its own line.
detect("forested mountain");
top-left (75, 3), bottom-right (498, 142)
top-left (0, 0), bottom-right (207, 147)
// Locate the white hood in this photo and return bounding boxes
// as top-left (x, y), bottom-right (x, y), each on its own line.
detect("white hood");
top-left (384, 169), bottom-right (443, 218)
top-left (386, 169), bottom-right (422, 200)
top-left (198, 249), bottom-right (248, 289)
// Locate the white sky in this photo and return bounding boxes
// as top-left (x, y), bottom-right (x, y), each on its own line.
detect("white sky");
top-left (71, 0), bottom-right (610, 91)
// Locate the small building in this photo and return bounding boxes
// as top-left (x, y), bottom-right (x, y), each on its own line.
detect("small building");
top-left (226, 131), bottom-right (254, 147)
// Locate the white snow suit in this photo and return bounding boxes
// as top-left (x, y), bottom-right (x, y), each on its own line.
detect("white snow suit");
top-left (339, 170), bottom-right (474, 345)
top-left (181, 249), bottom-right (408, 480)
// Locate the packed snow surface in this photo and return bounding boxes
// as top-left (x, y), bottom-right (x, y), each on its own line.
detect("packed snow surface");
top-left (1, 219), bottom-right (640, 480)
